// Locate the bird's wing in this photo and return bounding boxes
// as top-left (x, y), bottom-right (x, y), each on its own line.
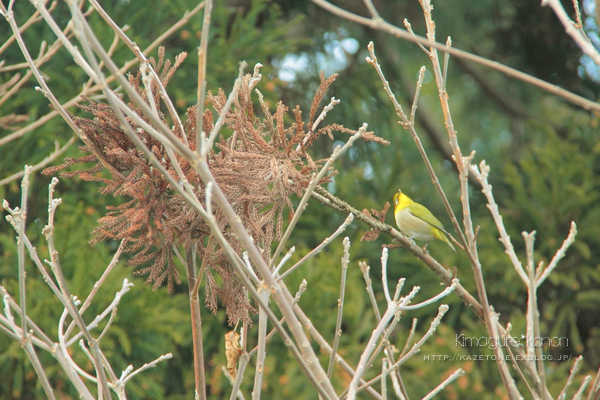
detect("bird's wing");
top-left (407, 202), bottom-right (447, 232)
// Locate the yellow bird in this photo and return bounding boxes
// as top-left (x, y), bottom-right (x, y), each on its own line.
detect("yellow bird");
top-left (393, 190), bottom-right (455, 251)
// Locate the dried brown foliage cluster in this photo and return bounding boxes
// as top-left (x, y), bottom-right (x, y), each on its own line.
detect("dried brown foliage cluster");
top-left (43, 49), bottom-right (387, 324)
top-left (360, 202), bottom-right (390, 242)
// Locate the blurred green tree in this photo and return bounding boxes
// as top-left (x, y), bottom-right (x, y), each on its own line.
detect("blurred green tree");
top-left (1, 0), bottom-right (599, 398)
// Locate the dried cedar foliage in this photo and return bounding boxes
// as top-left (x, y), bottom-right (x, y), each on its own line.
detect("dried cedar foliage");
top-left (43, 50), bottom-right (388, 324)
top-left (361, 202), bottom-right (390, 242)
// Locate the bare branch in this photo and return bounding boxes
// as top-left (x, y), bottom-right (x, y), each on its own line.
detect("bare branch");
top-left (270, 126), bottom-right (365, 268)
top-left (252, 282), bottom-right (270, 400)
top-left (366, 41), bottom-right (469, 255)
top-left (120, 353), bottom-right (173, 386)
top-left (310, 0), bottom-right (600, 112)
top-left (348, 285), bottom-right (422, 399)
top-left (559, 356), bottom-right (583, 400)
top-left (196, 0), bottom-right (213, 153)
top-left (574, 376), bottom-right (593, 400)
top-left (472, 161), bottom-right (528, 282)
top-left (421, 369), bottom-right (464, 400)
top-left (18, 166), bottom-right (32, 336)
top-left (0, 137), bottom-right (76, 186)
top-left (2, 289), bottom-right (57, 400)
top-left (327, 237), bottom-right (350, 379)
top-left (536, 221), bottom-right (577, 286)
top-left (278, 213), bottom-right (353, 281)
top-left (542, 0), bottom-right (600, 67)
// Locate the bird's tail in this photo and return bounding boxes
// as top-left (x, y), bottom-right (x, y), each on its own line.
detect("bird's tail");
top-left (434, 228), bottom-right (456, 252)
top-left (442, 233), bottom-right (456, 252)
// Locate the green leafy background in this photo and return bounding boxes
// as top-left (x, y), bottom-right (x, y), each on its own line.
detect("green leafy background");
top-left (1, 0), bottom-right (599, 398)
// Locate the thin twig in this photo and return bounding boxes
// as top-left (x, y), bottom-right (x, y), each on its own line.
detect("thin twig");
top-left (347, 286), bottom-right (422, 399)
top-left (542, 0), bottom-right (600, 67)
top-left (296, 96), bottom-right (341, 151)
top-left (586, 366), bottom-right (600, 400)
top-left (2, 294), bottom-right (57, 400)
top-left (389, 369), bottom-right (404, 400)
top-left (403, 19), bottom-right (430, 55)
top-left (121, 353), bottom-right (173, 386)
top-left (2, 0), bottom-right (124, 178)
top-left (310, 0), bottom-right (600, 112)
top-left (415, 2), bottom-right (486, 283)
top-left (196, 0), bottom-right (213, 153)
top-left (0, 0), bottom-right (57, 56)
top-left (270, 127), bottom-right (365, 268)
top-left (402, 280), bottom-right (458, 310)
top-left (58, 322), bottom-right (99, 384)
top-left (471, 161), bottom-right (528, 282)
top-left (241, 252), bottom-right (260, 284)
top-left (2, 1), bottom-right (200, 149)
top-left (442, 37), bottom-right (451, 91)
top-left (488, 309), bottom-right (522, 399)
top-left (185, 246), bottom-right (207, 400)
top-left (273, 246), bottom-right (295, 277)
top-left (327, 237), bottom-right (350, 379)
top-left (278, 213), bottom-right (353, 281)
top-left (574, 376), bottom-right (593, 400)
top-left (381, 358), bottom-right (388, 400)
top-left (559, 356), bottom-right (582, 400)
top-left (353, 304), bottom-right (450, 396)
top-left (400, 318), bottom-right (417, 358)
top-left (64, 239), bottom-right (126, 341)
top-left (248, 279), bottom-right (308, 358)
top-left (99, 347), bottom-right (119, 388)
top-left (252, 282), bottom-right (269, 400)
top-left (501, 323), bottom-right (540, 399)
top-left (203, 64), bottom-right (245, 157)
top-left (536, 221), bottom-right (577, 286)
top-left (359, 262), bottom-right (381, 320)
top-left (65, 279), bottom-right (134, 348)
top-left (0, 137), bottom-right (76, 186)
top-left (524, 234), bottom-right (538, 359)
top-left (523, 233), bottom-right (541, 379)
top-left (227, 356), bottom-right (248, 400)
top-left (381, 248), bottom-right (391, 303)
top-left (0, 287), bottom-right (53, 348)
top-left (365, 42), bottom-right (469, 254)
top-left (97, 308), bottom-right (117, 343)
top-left (17, 166), bottom-right (32, 337)
top-left (421, 369), bottom-right (464, 400)
top-left (281, 283), bottom-right (383, 400)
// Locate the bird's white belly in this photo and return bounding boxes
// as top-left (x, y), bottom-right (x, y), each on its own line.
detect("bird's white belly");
top-left (395, 208), bottom-right (435, 241)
